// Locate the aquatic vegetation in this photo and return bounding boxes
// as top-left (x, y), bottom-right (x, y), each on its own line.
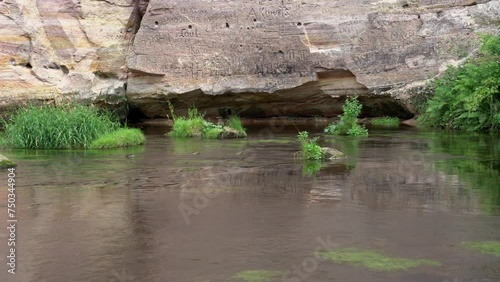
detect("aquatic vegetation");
top-left (419, 34), bottom-right (500, 132)
top-left (317, 248), bottom-right (441, 272)
top-left (168, 105), bottom-right (246, 138)
top-left (169, 107), bottom-right (206, 138)
top-left (371, 117), bottom-right (400, 127)
top-left (297, 131), bottom-right (322, 160)
top-left (297, 131), bottom-right (345, 162)
top-left (326, 137), bottom-right (360, 169)
top-left (462, 241), bottom-right (500, 257)
top-left (228, 116), bottom-right (246, 136)
top-left (0, 154), bottom-right (16, 169)
top-left (232, 270), bottom-right (283, 282)
top-left (302, 160), bottom-right (322, 176)
top-left (324, 97), bottom-right (368, 136)
top-left (202, 122), bottom-right (225, 139)
top-left (89, 128), bottom-right (145, 149)
top-left (1, 105), bottom-right (121, 149)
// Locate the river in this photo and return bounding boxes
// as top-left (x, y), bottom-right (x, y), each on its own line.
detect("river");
top-left (0, 121), bottom-right (499, 282)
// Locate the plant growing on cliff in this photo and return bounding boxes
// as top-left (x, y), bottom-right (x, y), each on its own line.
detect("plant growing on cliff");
top-left (324, 97), bottom-right (368, 136)
top-left (419, 34), bottom-right (500, 132)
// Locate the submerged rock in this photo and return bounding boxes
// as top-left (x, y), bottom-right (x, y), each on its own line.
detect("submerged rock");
top-left (321, 147), bottom-right (346, 160)
top-left (218, 127), bottom-right (247, 139)
top-left (402, 117), bottom-right (420, 127)
top-left (0, 154), bottom-right (16, 169)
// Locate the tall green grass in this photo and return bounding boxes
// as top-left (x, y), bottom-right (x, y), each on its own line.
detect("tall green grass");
top-left (227, 116), bottom-right (246, 136)
top-left (371, 117), bottom-right (400, 127)
top-left (1, 105), bottom-right (121, 149)
top-left (89, 128), bottom-right (145, 149)
top-left (168, 104), bottom-right (246, 138)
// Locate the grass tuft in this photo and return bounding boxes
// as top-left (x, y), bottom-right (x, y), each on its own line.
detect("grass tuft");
top-left (1, 105), bottom-right (120, 149)
top-left (169, 117), bottom-right (205, 138)
top-left (317, 248), bottom-right (441, 272)
top-left (372, 117), bottom-right (400, 127)
top-left (204, 126), bottom-right (224, 139)
top-left (227, 116), bottom-right (247, 136)
top-left (89, 128), bottom-right (145, 149)
top-left (168, 105), bottom-right (246, 139)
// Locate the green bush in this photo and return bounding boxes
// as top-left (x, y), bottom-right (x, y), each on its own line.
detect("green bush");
top-left (372, 117), bottom-right (400, 127)
top-left (297, 131), bottom-right (322, 160)
top-left (325, 96), bottom-right (368, 136)
top-left (169, 105), bottom-right (247, 139)
top-left (1, 105), bottom-right (120, 149)
top-left (419, 34), bottom-right (500, 132)
top-left (89, 128), bottom-right (145, 149)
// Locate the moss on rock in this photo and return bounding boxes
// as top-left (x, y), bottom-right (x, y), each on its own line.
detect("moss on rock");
top-left (0, 154), bottom-right (16, 169)
top-left (320, 147), bottom-right (346, 160)
top-left (89, 128), bottom-right (145, 149)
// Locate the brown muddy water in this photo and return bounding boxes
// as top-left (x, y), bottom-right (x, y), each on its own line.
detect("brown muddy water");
top-left (0, 121), bottom-right (499, 282)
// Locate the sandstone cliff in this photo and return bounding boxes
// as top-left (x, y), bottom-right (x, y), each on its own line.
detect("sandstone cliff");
top-left (1, 0), bottom-right (499, 118)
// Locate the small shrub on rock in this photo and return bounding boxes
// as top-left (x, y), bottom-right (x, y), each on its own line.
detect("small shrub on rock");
top-left (325, 97), bottom-right (368, 136)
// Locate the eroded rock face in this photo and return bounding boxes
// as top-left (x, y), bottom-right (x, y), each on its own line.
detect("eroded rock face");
top-left (0, 0), bottom-right (136, 117)
top-left (0, 0), bottom-right (499, 118)
top-left (125, 0), bottom-right (499, 118)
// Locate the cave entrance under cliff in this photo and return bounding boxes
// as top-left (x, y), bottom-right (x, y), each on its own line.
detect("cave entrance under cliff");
top-left (128, 70), bottom-right (413, 120)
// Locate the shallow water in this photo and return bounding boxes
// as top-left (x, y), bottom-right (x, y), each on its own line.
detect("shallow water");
top-left (0, 122), bottom-right (499, 282)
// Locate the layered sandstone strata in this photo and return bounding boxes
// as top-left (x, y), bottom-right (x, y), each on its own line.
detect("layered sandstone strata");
top-left (0, 0), bottom-right (499, 118)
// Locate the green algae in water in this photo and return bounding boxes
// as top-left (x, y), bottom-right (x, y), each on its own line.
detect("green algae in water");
top-left (317, 248), bottom-right (441, 272)
top-left (0, 154), bottom-right (16, 169)
top-left (232, 270), bottom-right (283, 282)
top-left (462, 241), bottom-right (500, 257)
top-left (0, 159), bottom-right (16, 169)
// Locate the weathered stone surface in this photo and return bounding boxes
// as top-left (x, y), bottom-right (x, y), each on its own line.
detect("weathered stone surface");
top-left (125, 0), bottom-right (499, 117)
top-left (0, 0), bottom-right (135, 117)
top-left (219, 126), bottom-right (247, 139)
top-left (0, 154), bottom-right (16, 169)
top-left (0, 0), bottom-right (499, 119)
top-left (321, 147), bottom-right (346, 160)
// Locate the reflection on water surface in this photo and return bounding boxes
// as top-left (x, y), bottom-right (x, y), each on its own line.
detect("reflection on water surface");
top-left (0, 124), bottom-right (499, 282)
